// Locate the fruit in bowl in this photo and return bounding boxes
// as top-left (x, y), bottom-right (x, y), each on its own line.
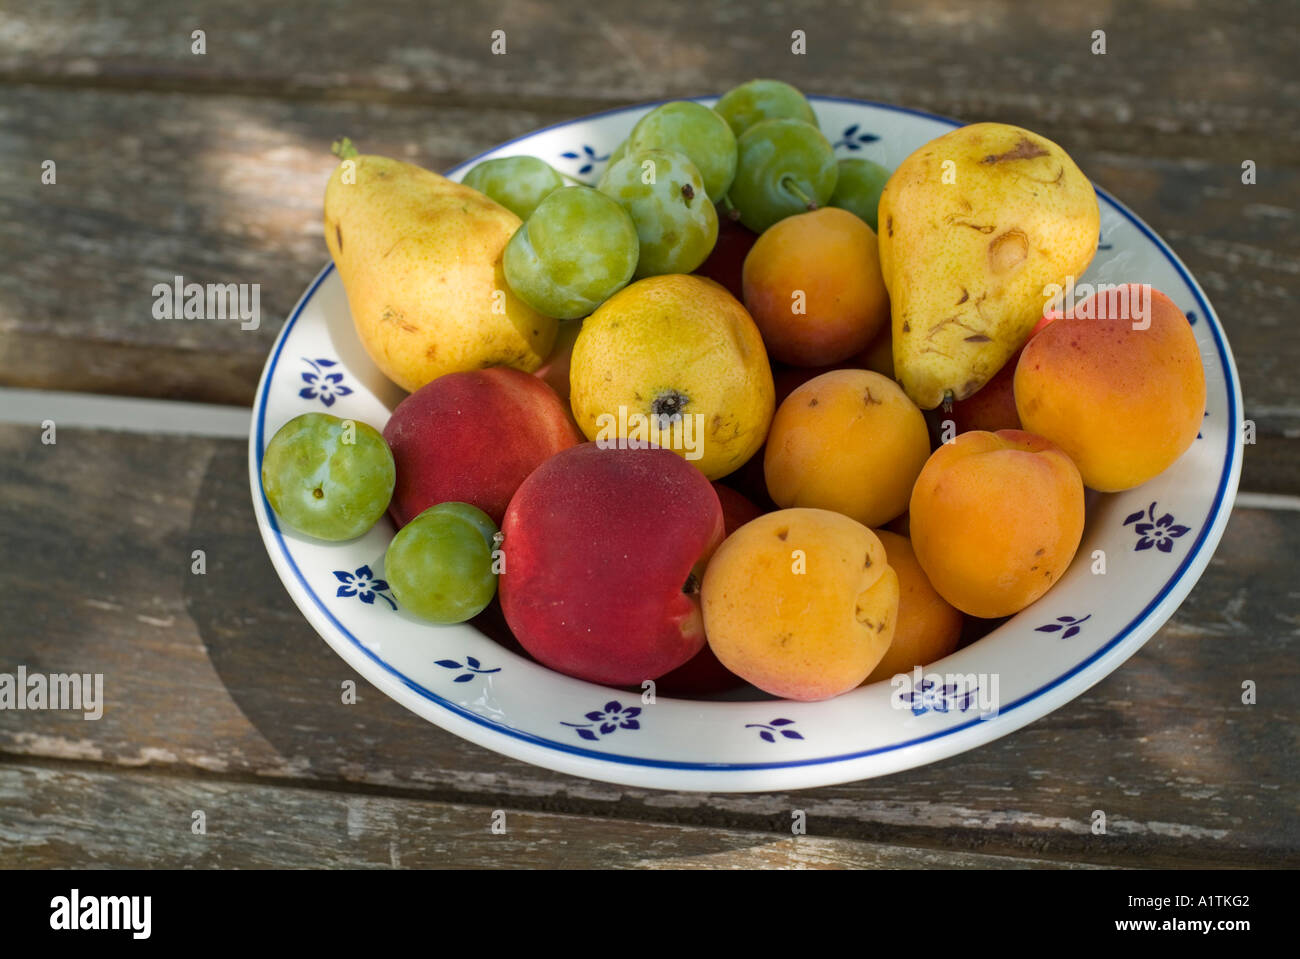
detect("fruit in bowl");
top-left (251, 83), bottom-right (1234, 790)
top-left (499, 443), bottom-right (725, 686)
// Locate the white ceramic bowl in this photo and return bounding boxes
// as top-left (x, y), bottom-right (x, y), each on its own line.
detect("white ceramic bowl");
top-left (249, 96), bottom-right (1242, 792)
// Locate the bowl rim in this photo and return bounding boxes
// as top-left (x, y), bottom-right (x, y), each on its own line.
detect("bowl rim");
top-left (249, 95), bottom-right (1243, 786)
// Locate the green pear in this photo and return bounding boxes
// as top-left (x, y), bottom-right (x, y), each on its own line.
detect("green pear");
top-left (324, 144), bottom-right (556, 393)
top-left (878, 123), bottom-right (1099, 409)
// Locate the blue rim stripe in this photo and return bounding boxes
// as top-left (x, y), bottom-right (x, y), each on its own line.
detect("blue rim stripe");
top-left (254, 98), bottom-right (1241, 772)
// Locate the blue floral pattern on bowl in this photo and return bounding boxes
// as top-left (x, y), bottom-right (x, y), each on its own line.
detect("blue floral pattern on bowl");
top-left (435, 656), bottom-right (502, 683)
top-left (1123, 502), bottom-right (1191, 553)
top-left (901, 680), bottom-right (980, 716)
top-left (299, 357), bottom-right (353, 407)
top-left (1035, 613), bottom-right (1092, 639)
top-left (333, 565), bottom-right (396, 609)
top-left (562, 700), bottom-right (641, 740)
top-left (746, 718), bottom-right (804, 743)
top-left (559, 144), bottom-right (609, 177)
top-left (832, 124), bottom-right (880, 151)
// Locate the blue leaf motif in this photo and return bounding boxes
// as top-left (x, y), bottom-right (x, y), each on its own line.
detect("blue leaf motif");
top-left (435, 659), bottom-right (462, 669)
top-left (1062, 625), bottom-right (1081, 638)
top-left (315, 359), bottom-right (337, 367)
top-left (453, 674), bottom-right (474, 683)
top-left (1123, 510), bottom-right (1145, 525)
top-left (770, 718), bottom-right (795, 726)
top-left (844, 124), bottom-right (860, 138)
top-left (560, 151), bottom-right (580, 159)
top-left (466, 656), bottom-right (481, 669)
top-left (1035, 623), bottom-right (1063, 633)
top-left (760, 731), bottom-right (775, 743)
top-left (576, 728), bottom-right (598, 741)
top-left (781, 730), bottom-right (804, 740)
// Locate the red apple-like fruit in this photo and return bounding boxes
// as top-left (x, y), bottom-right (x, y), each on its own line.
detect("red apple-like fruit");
top-left (947, 311), bottom-right (1058, 434)
top-left (500, 443), bottom-right (726, 686)
top-left (384, 367), bottom-right (582, 527)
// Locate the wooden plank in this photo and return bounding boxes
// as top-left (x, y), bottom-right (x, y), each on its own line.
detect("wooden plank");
top-left (1, 86), bottom-right (1297, 426)
top-left (0, 762), bottom-right (1105, 869)
top-left (1, 0), bottom-right (1297, 159)
top-left (0, 86), bottom-right (568, 406)
top-left (1, 423), bottom-right (1296, 867)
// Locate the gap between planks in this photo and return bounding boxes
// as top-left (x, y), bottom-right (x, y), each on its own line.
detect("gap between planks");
top-left (0, 387), bottom-right (1294, 510)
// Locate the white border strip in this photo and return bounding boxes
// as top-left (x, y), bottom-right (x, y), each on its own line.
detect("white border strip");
top-left (0, 387), bottom-right (250, 438)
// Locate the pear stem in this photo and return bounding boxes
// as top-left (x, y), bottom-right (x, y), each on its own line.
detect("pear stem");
top-left (719, 192), bottom-right (742, 221)
top-left (331, 137), bottom-right (359, 160)
top-left (781, 176), bottom-right (818, 211)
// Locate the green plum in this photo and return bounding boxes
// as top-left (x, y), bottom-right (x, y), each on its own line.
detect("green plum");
top-left (503, 186), bottom-right (639, 319)
top-left (627, 101), bottom-right (737, 203)
top-left (714, 79), bottom-right (818, 138)
top-left (597, 148), bottom-right (718, 277)
top-left (462, 156), bottom-right (564, 221)
top-left (385, 502), bottom-right (499, 624)
top-left (729, 118), bottom-right (838, 234)
top-left (262, 412), bottom-right (395, 541)
top-left (829, 157), bottom-right (891, 232)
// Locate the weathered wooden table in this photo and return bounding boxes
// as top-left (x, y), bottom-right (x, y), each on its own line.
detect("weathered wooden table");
top-left (1, 2), bottom-right (1296, 868)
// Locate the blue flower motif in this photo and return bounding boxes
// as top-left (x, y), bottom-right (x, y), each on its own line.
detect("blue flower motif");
top-left (333, 565), bottom-right (396, 609)
top-left (561, 700), bottom-right (641, 741)
top-left (435, 656), bottom-right (502, 684)
top-left (1123, 502), bottom-right (1191, 553)
top-left (745, 718), bottom-right (804, 743)
top-left (832, 124), bottom-right (880, 151)
top-left (559, 144), bottom-right (609, 177)
top-left (900, 680), bottom-right (980, 716)
top-left (1035, 613), bottom-right (1091, 639)
top-left (299, 357), bottom-right (353, 407)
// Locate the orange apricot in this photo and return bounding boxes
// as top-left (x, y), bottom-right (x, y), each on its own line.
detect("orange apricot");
top-left (863, 530), bottom-right (963, 683)
top-left (908, 429), bottom-right (1085, 618)
top-left (742, 207), bottom-right (889, 366)
top-left (764, 369), bottom-right (930, 528)
top-left (1015, 285), bottom-right (1205, 491)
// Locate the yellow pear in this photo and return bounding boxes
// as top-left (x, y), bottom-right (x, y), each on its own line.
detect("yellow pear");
top-left (323, 150), bottom-right (556, 393)
top-left (877, 123), bottom-right (1099, 409)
